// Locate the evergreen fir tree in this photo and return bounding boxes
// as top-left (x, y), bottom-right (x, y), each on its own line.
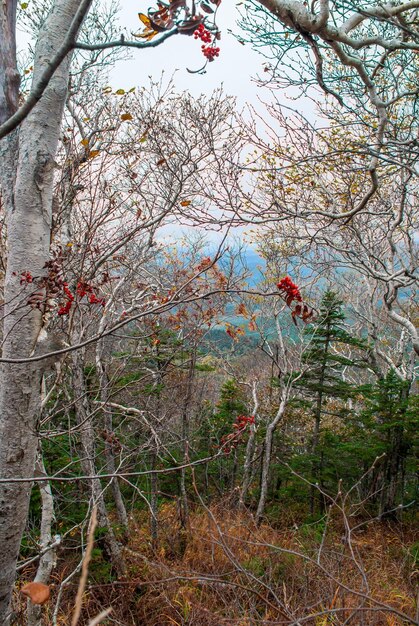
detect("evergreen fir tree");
top-left (358, 370), bottom-right (417, 517)
top-left (296, 290), bottom-right (367, 511)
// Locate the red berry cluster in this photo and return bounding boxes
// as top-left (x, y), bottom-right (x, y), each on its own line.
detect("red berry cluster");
top-left (20, 271), bottom-right (33, 285)
top-left (202, 45), bottom-right (220, 61)
top-left (277, 276), bottom-right (302, 306)
top-left (76, 280), bottom-right (105, 305)
top-left (193, 23), bottom-right (220, 62)
top-left (194, 23), bottom-right (212, 43)
top-left (58, 280), bottom-right (106, 316)
top-left (58, 283), bottom-right (74, 316)
top-left (221, 415), bottom-right (255, 455)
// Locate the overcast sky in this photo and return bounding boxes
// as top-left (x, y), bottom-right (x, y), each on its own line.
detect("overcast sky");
top-left (111, 1), bottom-right (268, 106)
top-left (16, 1), bottom-right (311, 247)
top-left (109, 1), bottom-right (275, 246)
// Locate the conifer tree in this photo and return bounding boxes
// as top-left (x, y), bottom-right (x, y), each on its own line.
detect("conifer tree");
top-left (297, 290), bottom-right (366, 510)
top-left (359, 371), bottom-right (417, 518)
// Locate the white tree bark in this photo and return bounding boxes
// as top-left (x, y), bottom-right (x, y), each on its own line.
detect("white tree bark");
top-left (239, 381), bottom-right (259, 508)
top-left (0, 2), bottom-right (86, 622)
top-left (27, 457), bottom-right (56, 626)
top-left (255, 394), bottom-right (288, 524)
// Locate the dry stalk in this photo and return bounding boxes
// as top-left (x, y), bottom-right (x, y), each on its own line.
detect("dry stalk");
top-left (87, 606), bottom-right (113, 625)
top-left (71, 506), bottom-right (98, 626)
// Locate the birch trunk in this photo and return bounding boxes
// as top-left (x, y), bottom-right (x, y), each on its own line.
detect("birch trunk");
top-left (27, 457), bottom-right (56, 626)
top-left (255, 395), bottom-right (287, 525)
top-left (239, 382), bottom-right (259, 508)
top-left (0, 2), bottom-right (85, 621)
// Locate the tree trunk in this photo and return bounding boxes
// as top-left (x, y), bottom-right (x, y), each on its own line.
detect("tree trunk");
top-left (72, 350), bottom-right (126, 577)
top-left (150, 450), bottom-right (159, 551)
top-left (96, 340), bottom-right (128, 530)
top-left (239, 382), bottom-right (259, 508)
top-left (310, 391), bottom-right (323, 515)
top-left (179, 352), bottom-right (195, 529)
top-left (310, 325), bottom-right (330, 515)
top-left (379, 384), bottom-right (410, 519)
top-left (0, 3), bottom-right (85, 621)
top-left (27, 457), bottom-right (56, 626)
top-left (239, 423), bottom-right (256, 507)
top-left (255, 396), bottom-right (287, 524)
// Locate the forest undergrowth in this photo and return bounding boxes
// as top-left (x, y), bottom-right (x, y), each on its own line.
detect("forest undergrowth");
top-left (16, 502), bottom-right (418, 626)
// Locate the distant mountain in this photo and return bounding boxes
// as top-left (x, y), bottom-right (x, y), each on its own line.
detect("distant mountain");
top-left (242, 248), bottom-right (266, 286)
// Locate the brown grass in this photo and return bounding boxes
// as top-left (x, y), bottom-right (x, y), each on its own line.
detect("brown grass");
top-left (15, 503), bottom-right (418, 625)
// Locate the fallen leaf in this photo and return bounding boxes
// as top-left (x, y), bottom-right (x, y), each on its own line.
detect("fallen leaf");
top-left (21, 582), bottom-right (50, 605)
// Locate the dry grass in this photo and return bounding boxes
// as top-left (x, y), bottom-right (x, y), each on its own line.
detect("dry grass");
top-left (15, 503), bottom-right (418, 625)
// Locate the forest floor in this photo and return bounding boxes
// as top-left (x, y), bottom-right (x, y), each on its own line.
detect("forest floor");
top-left (16, 503), bottom-right (418, 625)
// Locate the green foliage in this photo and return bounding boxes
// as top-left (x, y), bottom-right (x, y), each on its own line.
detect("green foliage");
top-left (216, 379), bottom-right (247, 420)
top-left (116, 371), bottom-right (143, 387)
top-left (297, 290), bottom-right (367, 400)
top-left (407, 541), bottom-right (419, 568)
top-left (89, 547), bottom-right (115, 583)
top-left (243, 556), bottom-right (266, 577)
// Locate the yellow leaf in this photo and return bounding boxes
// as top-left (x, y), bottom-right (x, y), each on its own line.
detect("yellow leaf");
top-left (121, 113), bottom-right (133, 121)
top-left (21, 2), bottom-right (28, 8)
top-left (138, 12), bottom-right (151, 28)
top-left (115, 89), bottom-right (125, 95)
top-left (88, 150), bottom-right (100, 159)
top-left (80, 138), bottom-right (89, 147)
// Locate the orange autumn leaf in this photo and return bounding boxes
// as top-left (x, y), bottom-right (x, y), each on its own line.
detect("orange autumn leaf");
top-left (135, 13), bottom-right (159, 40)
top-left (180, 200), bottom-right (191, 207)
top-left (21, 582), bottom-right (50, 605)
top-left (120, 113), bottom-right (133, 121)
top-left (138, 12), bottom-right (151, 28)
